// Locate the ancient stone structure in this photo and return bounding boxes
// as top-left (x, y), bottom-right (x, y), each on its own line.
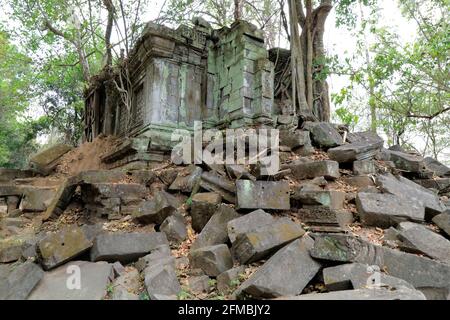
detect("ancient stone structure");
top-left (84, 20), bottom-right (278, 168)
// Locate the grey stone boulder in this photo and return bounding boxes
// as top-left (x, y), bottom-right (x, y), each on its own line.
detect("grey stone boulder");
top-left (356, 192), bottom-right (425, 228)
top-left (231, 218), bottom-right (305, 264)
top-left (424, 157), bottom-right (450, 177)
top-left (433, 212), bottom-right (450, 237)
top-left (227, 209), bottom-right (274, 243)
top-left (190, 192), bottom-right (222, 232)
top-left (217, 266), bottom-right (246, 294)
top-left (191, 204), bottom-right (240, 250)
top-left (0, 261), bottom-right (44, 300)
top-left (38, 224), bottom-right (102, 270)
top-left (225, 164), bottom-right (256, 181)
top-left (20, 187), bottom-right (56, 212)
top-left (160, 214), bottom-right (187, 243)
top-left (307, 122), bottom-right (342, 148)
top-left (281, 286), bottom-right (426, 300)
top-left (310, 234), bottom-right (450, 291)
top-left (323, 263), bottom-right (414, 291)
top-left (111, 267), bottom-right (140, 300)
top-left (328, 132), bottom-right (384, 163)
top-left (135, 245), bottom-right (174, 272)
top-left (0, 238), bottom-right (25, 263)
top-left (91, 232), bottom-right (169, 263)
top-left (29, 143), bottom-right (72, 175)
top-left (143, 262), bottom-right (181, 300)
top-left (189, 244), bottom-right (233, 277)
top-left (292, 190), bottom-right (345, 209)
top-left (279, 130), bottom-right (311, 149)
top-left (353, 159), bottom-right (376, 175)
top-left (188, 275), bottom-right (211, 293)
top-left (284, 160), bottom-right (340, 180)
top-left (133, 190), bottom-right (181, 224)
top-left (28, 261), bottom-right (113, 300)
top-left (200, 171), bottom-right (236, 203)
top-left (236, 180), bottom-right (290, 210)
top-left (376, 173), bottom-right (445, 218)
top-left (385, 150), bottom-right (425, 172)
top-left (328, 141), bottom-right (383, 163)
top-left (296, 206), bottom-right (354, 232)
top-left (238, 235), bottom-right (321, 298)
top-left (169, 165), bottom-right (202, 193)
top-left (397, 222), bottom-right (450, 264)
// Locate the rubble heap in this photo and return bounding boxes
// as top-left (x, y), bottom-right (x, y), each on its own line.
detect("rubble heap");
top-left (1, 121), bottom-right (450, 300)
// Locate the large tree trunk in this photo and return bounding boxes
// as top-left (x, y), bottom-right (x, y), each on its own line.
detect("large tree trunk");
top-left (234, 0), bottom-right (243, 20)
top-left (288, 0), bottom-right (310, 116)
top-left (288, 0), bottom-right (332, 122)
top-left (312, 0), bottom-right (332, 122)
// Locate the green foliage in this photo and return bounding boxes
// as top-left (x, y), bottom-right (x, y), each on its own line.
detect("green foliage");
top-left (208, 279), bottom-right (217, 287)
top-left (177, 289), bottom-right (192, 300)
top-left (139, 292), bottom-right (150, 300)
top-left (335, 107), bottom-right (359, 128)
top-left (333, 0), bottom-right (450, 161)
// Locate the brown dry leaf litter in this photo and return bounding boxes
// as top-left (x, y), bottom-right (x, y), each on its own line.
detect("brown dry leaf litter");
top-left (349, 223), bottom-right (385, 246)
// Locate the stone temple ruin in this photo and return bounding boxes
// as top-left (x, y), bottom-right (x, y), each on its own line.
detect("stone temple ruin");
top-left (1, 20), bottom-right (450, 301)
top-left (84, 20), bottom-right (284, 169)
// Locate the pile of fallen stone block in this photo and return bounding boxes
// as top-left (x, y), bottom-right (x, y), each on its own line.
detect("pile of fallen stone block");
top-left (1, 121), bottom-right (450, 300)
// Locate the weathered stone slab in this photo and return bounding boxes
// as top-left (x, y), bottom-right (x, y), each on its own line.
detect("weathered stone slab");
top-left (292, 190), bottom-right (345, 209)
top-left (328, 140), bottom-right (383, 163)
top-left (28, 261), bottom-right (113, 300)
top-left (190, 244), bottom-right (233, 277)
top-left (38, 225), bottom-right (100, 270)
top-left (91, 232), bottom-right (169, 263)
top-left (310, 234), bottom-right (450, 290)
top-left (279, 130), bottom-right (311, 149)
top-left (227, 209), bottom-right (274, 243)
top-left (188, 275), bottom-right (211, 293)
top-left (376, 173), bottom-right (445, 218)
top-left (111, 268), bottom-right (140, 300)
top-left (0, 238), bottom-right (25, 263)
top-left (42, 176), bottom-right (79, 221)
top-left (0, 261), bottom-right (44, 300)
top-left (353, 159), bottom-right (376, 175)
top-left (20, 187), bottom-right (56, 212)
top-left (386, 150), bottom-right (425, 172)
top-left (285, 160), bottom-right (340, 180)
top-left (323, 263), bottom-right (414, 291)
top-left (169, 165), bottom-right (202, 193)
top-left (280, 286), bottom-right (426, 300)
top-left (356, 192), bottom-right (425, 228)
top-left (160, 214), bottom-right (187, 243)
top-left (433, 212), bottom-right (450, 237)
top-left (424, 157), bottom-right (450, 177)
top-left (397, 223), bottom-right (450, 264)
top-left (190, 192), bottom-right (222, 232)
top-left (307, 122), bottom-right (342, 148)
top-left (414, 178), bottom-right (450, 193)
top-left (135, 245), bottom-right (173, 272)
top-left (200, 171), bottom-right (236, 203)
top-left (297, 207), bottom-right (353, 232)
top-left (133, 190), bottom-right (180, 224)
top-left (238, 235), bottom-right (321, 298)
top-left (231, 217), bottom-right (305, 264)
top-left (143, 262), bottom-right (181, 300)
top-left (191, 204), bottom-right (240, 250)
top-left (217, 266), bottom-right (246, 293)
top-left (0, 168), bottom-right (35, 182)
top-left (29, 144), bottom-right (72, 175)
top-left (236, 180), bottom-right (290, 210)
